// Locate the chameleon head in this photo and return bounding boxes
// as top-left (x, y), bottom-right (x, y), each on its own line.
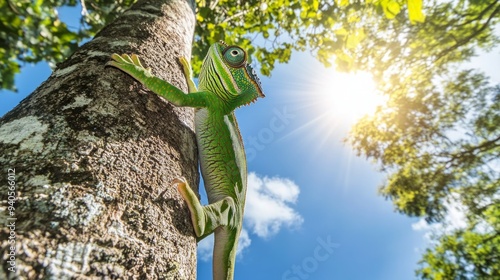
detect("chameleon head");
top-left (198, 41), bottom-right (265, 108)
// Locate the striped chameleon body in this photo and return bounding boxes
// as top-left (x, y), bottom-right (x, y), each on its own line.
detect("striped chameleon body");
top-left (107, 41), bottom-right (265, 280)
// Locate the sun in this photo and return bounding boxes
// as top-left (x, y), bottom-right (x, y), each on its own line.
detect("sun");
top-left (273, 53), bottom-right (388, 153)
top-left (281, 62), bottom-right (386, 149)
top-left (310, 69), bottom-right (384, 126)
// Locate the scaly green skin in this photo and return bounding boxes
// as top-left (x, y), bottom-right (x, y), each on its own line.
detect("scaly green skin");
top-left (107, 41), bottom-right (264, 280)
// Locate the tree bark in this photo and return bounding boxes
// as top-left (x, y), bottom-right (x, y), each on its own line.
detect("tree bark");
top-left (0, 0), bottom-right (198, 279)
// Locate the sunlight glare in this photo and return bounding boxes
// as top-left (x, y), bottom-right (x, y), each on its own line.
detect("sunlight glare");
top-left (278, 57), bottom-right (387, 153)
top-left (311, 69), bottom-right (384, 126)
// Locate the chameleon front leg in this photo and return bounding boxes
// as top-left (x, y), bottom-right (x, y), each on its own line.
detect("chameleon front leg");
top-left (173, 178), bottom-right (235, 241)
top-left (107, 54), bottom-right (207, 108)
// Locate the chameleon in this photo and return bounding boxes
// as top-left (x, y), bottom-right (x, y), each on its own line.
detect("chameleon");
top-left (107, 41), bottom-right (265, 280)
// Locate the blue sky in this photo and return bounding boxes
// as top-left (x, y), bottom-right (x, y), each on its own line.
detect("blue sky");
top-left (0, 55), bottom-right (427, 279)
top-left (2, 4), bottom-right (499, 280)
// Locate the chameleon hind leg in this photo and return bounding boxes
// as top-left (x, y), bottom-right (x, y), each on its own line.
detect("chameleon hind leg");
top-left (173, 178), bottom-right (235, 241)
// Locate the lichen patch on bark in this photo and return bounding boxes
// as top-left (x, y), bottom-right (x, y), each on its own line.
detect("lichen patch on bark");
top-left (0, 116), bottom-right (48, 148)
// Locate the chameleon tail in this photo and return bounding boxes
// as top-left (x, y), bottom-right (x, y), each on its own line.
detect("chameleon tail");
top-left (213, 227), bottom-right (240, 280)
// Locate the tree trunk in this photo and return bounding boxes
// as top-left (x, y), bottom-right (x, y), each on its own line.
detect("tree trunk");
top-left (0, 0), bottom-right (198, 279)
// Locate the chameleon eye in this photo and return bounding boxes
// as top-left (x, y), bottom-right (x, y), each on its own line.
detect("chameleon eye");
top-left (222, 46), bottom-right (246, 68)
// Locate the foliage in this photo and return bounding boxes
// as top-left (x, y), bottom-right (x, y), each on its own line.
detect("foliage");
top-left (1, 0), bottom-right (423, 91)
top-left (193, 0), bottom-right (426, 75)
top-left (347, 0), bottom-right (500, 228)
top-left (351, 71), bottom-right (500, 220)
top-left (1, 0), bottom-right (75, 90)
top-left (0, 0), bottom-right (134, 91)
top-left (345, 0), bottom-right (500, 278)
top-left (417, 202), bottom-right (500, 279)
top-left (2, 0), bottom-right (499, 278)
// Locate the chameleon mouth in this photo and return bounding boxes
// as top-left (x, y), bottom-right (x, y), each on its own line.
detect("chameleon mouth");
top-left (246, 64), bottom-right (265, 98)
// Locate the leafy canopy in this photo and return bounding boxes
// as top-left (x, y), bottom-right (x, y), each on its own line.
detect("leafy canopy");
top-left (344, 1), bottom-right (499, 278)
top-left (2, 0), bottom-right (500, 278)
top-left (0, 0), bottom-right (134, 90)
top-left (1, 0), bottom-right (423, 91)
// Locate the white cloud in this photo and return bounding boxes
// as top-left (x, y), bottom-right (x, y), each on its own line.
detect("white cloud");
top-left (236, 228), bottom-right (251, 257)
top-left (245, 172), bottom-right (303, 238)
top-left (197, 172), bottom-right (303, 262)
top-left (411, 218), bottom-right (430, 231)
top-left (197, 235), bottom-right (214, 262)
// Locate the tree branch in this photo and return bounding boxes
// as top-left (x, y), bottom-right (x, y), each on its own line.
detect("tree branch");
top-left (434, 3), bottom-right (500, 63)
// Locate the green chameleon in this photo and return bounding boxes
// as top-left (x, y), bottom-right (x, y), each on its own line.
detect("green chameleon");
top-left (107, 41), bottom-right (265, 280)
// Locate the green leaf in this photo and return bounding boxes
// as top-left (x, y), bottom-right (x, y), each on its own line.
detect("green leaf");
top-left (380, 0), bottom-right (402, 19)
top-left (408, 0), bottom-right (425, 23)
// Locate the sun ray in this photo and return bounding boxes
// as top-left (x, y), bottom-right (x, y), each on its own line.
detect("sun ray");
top-left (277, 110), bottom-right (333, 141)
top-left (287, 67), bottom-right (383, 151)
top-left (268, 54), bottom-right (386, 158)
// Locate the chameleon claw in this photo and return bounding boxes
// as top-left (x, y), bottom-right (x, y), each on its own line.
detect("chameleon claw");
top-left (178, 57), bottom-right (192, 75)
top-left (172, 177), bottom-right (187, 186)
top-left (107, 53), bottom-right (132, 68)
top-left (107, 53), bottom-right (153, 78)
top-left (115, 53), bottom-right (129, 63)
top-left (131, 54), bottom-right (144, 68)
top-left (179, 56), bottom-right (189, 66)
top-left (172, 177), bottom-right (189, 204)
top-left (172, 177), bottom-right (190, 196)
top-left (123, 54), bottom-right (134, 64)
